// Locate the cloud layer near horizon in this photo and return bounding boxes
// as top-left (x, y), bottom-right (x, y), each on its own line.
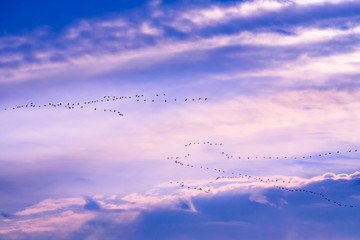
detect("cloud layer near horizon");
top-left (1, 172), bottom-right (360, 239)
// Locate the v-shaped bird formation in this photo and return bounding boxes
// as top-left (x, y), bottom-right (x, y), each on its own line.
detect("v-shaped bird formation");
top-left (169, 141), bottom-right (359, 208)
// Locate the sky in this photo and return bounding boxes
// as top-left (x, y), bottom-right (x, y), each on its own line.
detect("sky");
top-left (1, 0), bottom-right (360, 239)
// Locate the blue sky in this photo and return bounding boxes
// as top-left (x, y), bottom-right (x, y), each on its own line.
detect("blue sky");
top-left (1, 0), bottom-right (360, 239)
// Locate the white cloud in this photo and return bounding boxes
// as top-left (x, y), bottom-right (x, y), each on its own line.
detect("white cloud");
top-left (170, 0), bottom-right (357, 30)
top-left (65, 21), bottom-right (92, 39)
top-left (237, 26), bottom-right (360, 46)
top-left (149, 0), bottom-right (162, 7)
top-left (140, 22), bottom-right (163, 35)
top-left (177, 0), bottom-right (291, 28)
top-left (96, 18), bottom-right (127, 28)
top-left (292, 0), bottom-right (356, 5)
top-left (15, 198), bottom-right (86, 216)
top-left (249, 192), bottom-right (274, 205)
top-left (100, 192), bottom-right (197, 212)
top-left (0, 210), bottom-right (95, 234)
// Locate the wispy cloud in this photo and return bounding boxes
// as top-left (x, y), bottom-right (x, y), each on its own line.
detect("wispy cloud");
top-left (1, 23), bottom-right (358, 84)
top-left (16, 198), bottom-right (86, 216)
top-left (166, 0), bottom-right (359, 31)
top-left (177, 0), bottom-right (291, 28)
top-left (210, 44), bottom-right (360, 85)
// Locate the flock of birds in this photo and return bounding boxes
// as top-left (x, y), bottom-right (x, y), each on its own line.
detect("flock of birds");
top-left (2, 93), bottom-right (358, 208)
top-left (1, 93), bottom-right (208, 117)
top-left (184, 141), bottom-right (358, 160)
top-left (168, 141), bottom-right (359, 208)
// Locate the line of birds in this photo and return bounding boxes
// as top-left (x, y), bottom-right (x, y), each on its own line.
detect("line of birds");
top-left (175, 141), bottom-right (360, 184)
top-left (169, 181), bottom-right (211, 193)
top-left (2, 101), bottom-right (125, 117)
top-left (172, 158), bottom-right (286, 184)
top-left (170, 175), bottom-right (357, 208)
top-left (1, 94), bottom-right (208, 118)
top-left (169, 141), bottom-right (359, 208)
top-left (172, 159), bottom-right (358, 208)
top-left (184, 141), bottom-right (358, 161)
